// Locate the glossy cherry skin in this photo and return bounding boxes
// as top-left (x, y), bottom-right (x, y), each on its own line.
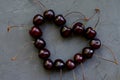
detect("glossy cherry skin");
top-left (66, 59), bottom-right (76, 70)
top-left (54, 15), bottom-right (66, 26)
top-left (43, 59), bottom-right (53, 70)
top-left (33, 14), bottom-right (44, 26)
top-left (60, 26), bottom-right (72, 38)
top-left (82, 47), bottom-right (94, 59)
top-left (72, 22), bottom-right (85, 35)
top-left (38, 48), bottom-right (50, 59)
top-left (54, 59), bottom-right (65, 70)
top-left (74, 53), bottom-right (84, 64)
top-left (43, 9), bottom-right (55, 21)
top-left (85, 27), bottom-right (96, 39)
top-left (29, 26), bottom-right (42, 38)
top-left (34, 38), bottom-right (46, 49)
top-left (89, 39), bottom-right (101, 49)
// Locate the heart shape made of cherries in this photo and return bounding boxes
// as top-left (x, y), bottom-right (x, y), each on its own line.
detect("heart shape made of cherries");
top-left (29, 9), bottom-right (101, 71)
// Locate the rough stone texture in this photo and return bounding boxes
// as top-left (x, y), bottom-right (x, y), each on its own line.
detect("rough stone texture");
top-left (0, 0), bottom-right (120, 80)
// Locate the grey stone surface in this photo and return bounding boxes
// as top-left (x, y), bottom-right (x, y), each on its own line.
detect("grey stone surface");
top-left (0, 0), bottom-right (120, 80)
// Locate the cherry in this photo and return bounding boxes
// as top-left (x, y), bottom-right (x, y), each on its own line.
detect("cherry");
top-left (89, 39), bottom-right (101, 49)
top-left (43, 59), bottom-right (53, 70)
top-left (54, 59), bottom-right (65, 70)
top-left (60, 26), bottom-right (72, 38)
top-left (29, 26), bottom-right (42, 38)
top-left (54, 15), bottom-right (66, 26)
top-left (72, 22), bottom-right (85, 35)
top-left (34, 38), bottom-right (46, 49)
top-left (43, 9), bottom-right (55, 21)
top-left (38, 48), bottom-right (50, 59)
top-left (74, 53), bottom-right (84, 64)
top-left (85, 27), bottom-right (96, 39)
top-left (33, 14), bottom-right (44, 26)
top-left (66, 59), bottom-right (76, 70)
top-left (82, 47), bottom-right (94, 59)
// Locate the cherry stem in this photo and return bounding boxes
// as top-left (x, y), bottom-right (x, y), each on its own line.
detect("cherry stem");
top-left (102, 44), bottom-right (118, 65)
top-left (70, 8), bottom-right (100, 27)
top-left (94, 54), bottom-right (118, 65)
top-left (60, 69), bottom-right (63, 80)
top-left (48, 71), bottom-right (51, 80)
top-left (81, 63), bottom-right (86, 80)
top-left (11, 56), bottom-right (17, 61)
top-left (93, 10), bottom-right (100, 30)
top-left (72, 70), bottom-right (77, 80)
top-left (64, 11), bottom-right (86, 18)
top-left (11, 50), bottom-right (36, 62)
top-left (86, 8), bottom-right (100, 27)
top-left (17, 41), bottom-right (35, 53)
top-left (33, 0), bottom-right (47, 12)
top-left (88, 8), bottom-right (100, 21)
top-left (85, 8), bottom-right (100, 30)
top-left (7, 25), bottom-right (30, 32)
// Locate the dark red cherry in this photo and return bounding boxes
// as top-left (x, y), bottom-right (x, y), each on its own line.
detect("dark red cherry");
top-left (66, 59), bottom-right (76, 70)
top-left (54, 59), bottom-right (65, 70)
top-left (82, 47), bottom-right (94, 59)
top-left (60, 26), bottom-right (72, 38)
top-left (89, 39), bottom-right (101, 49)
top-left (29, 26), bottom-right (42, 38)
top-left (43, 9), bottom-right (55, 21)
top-left (85, 27), bottom-right (96, 39)
top-left (74, 53), bottom-right (84, 64)
top-left (33, 14), bottom-right (44, 26)
top-left (43, 59), bottom-right (53, 70)
top-left (72, 22), bottom-right (85, 35)
top-left (54, 15), bottom-right (66, 26)
top-left (38, 48), bottom-right (50, 59)
top-left (34, 38), bottom-right (46, 49)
